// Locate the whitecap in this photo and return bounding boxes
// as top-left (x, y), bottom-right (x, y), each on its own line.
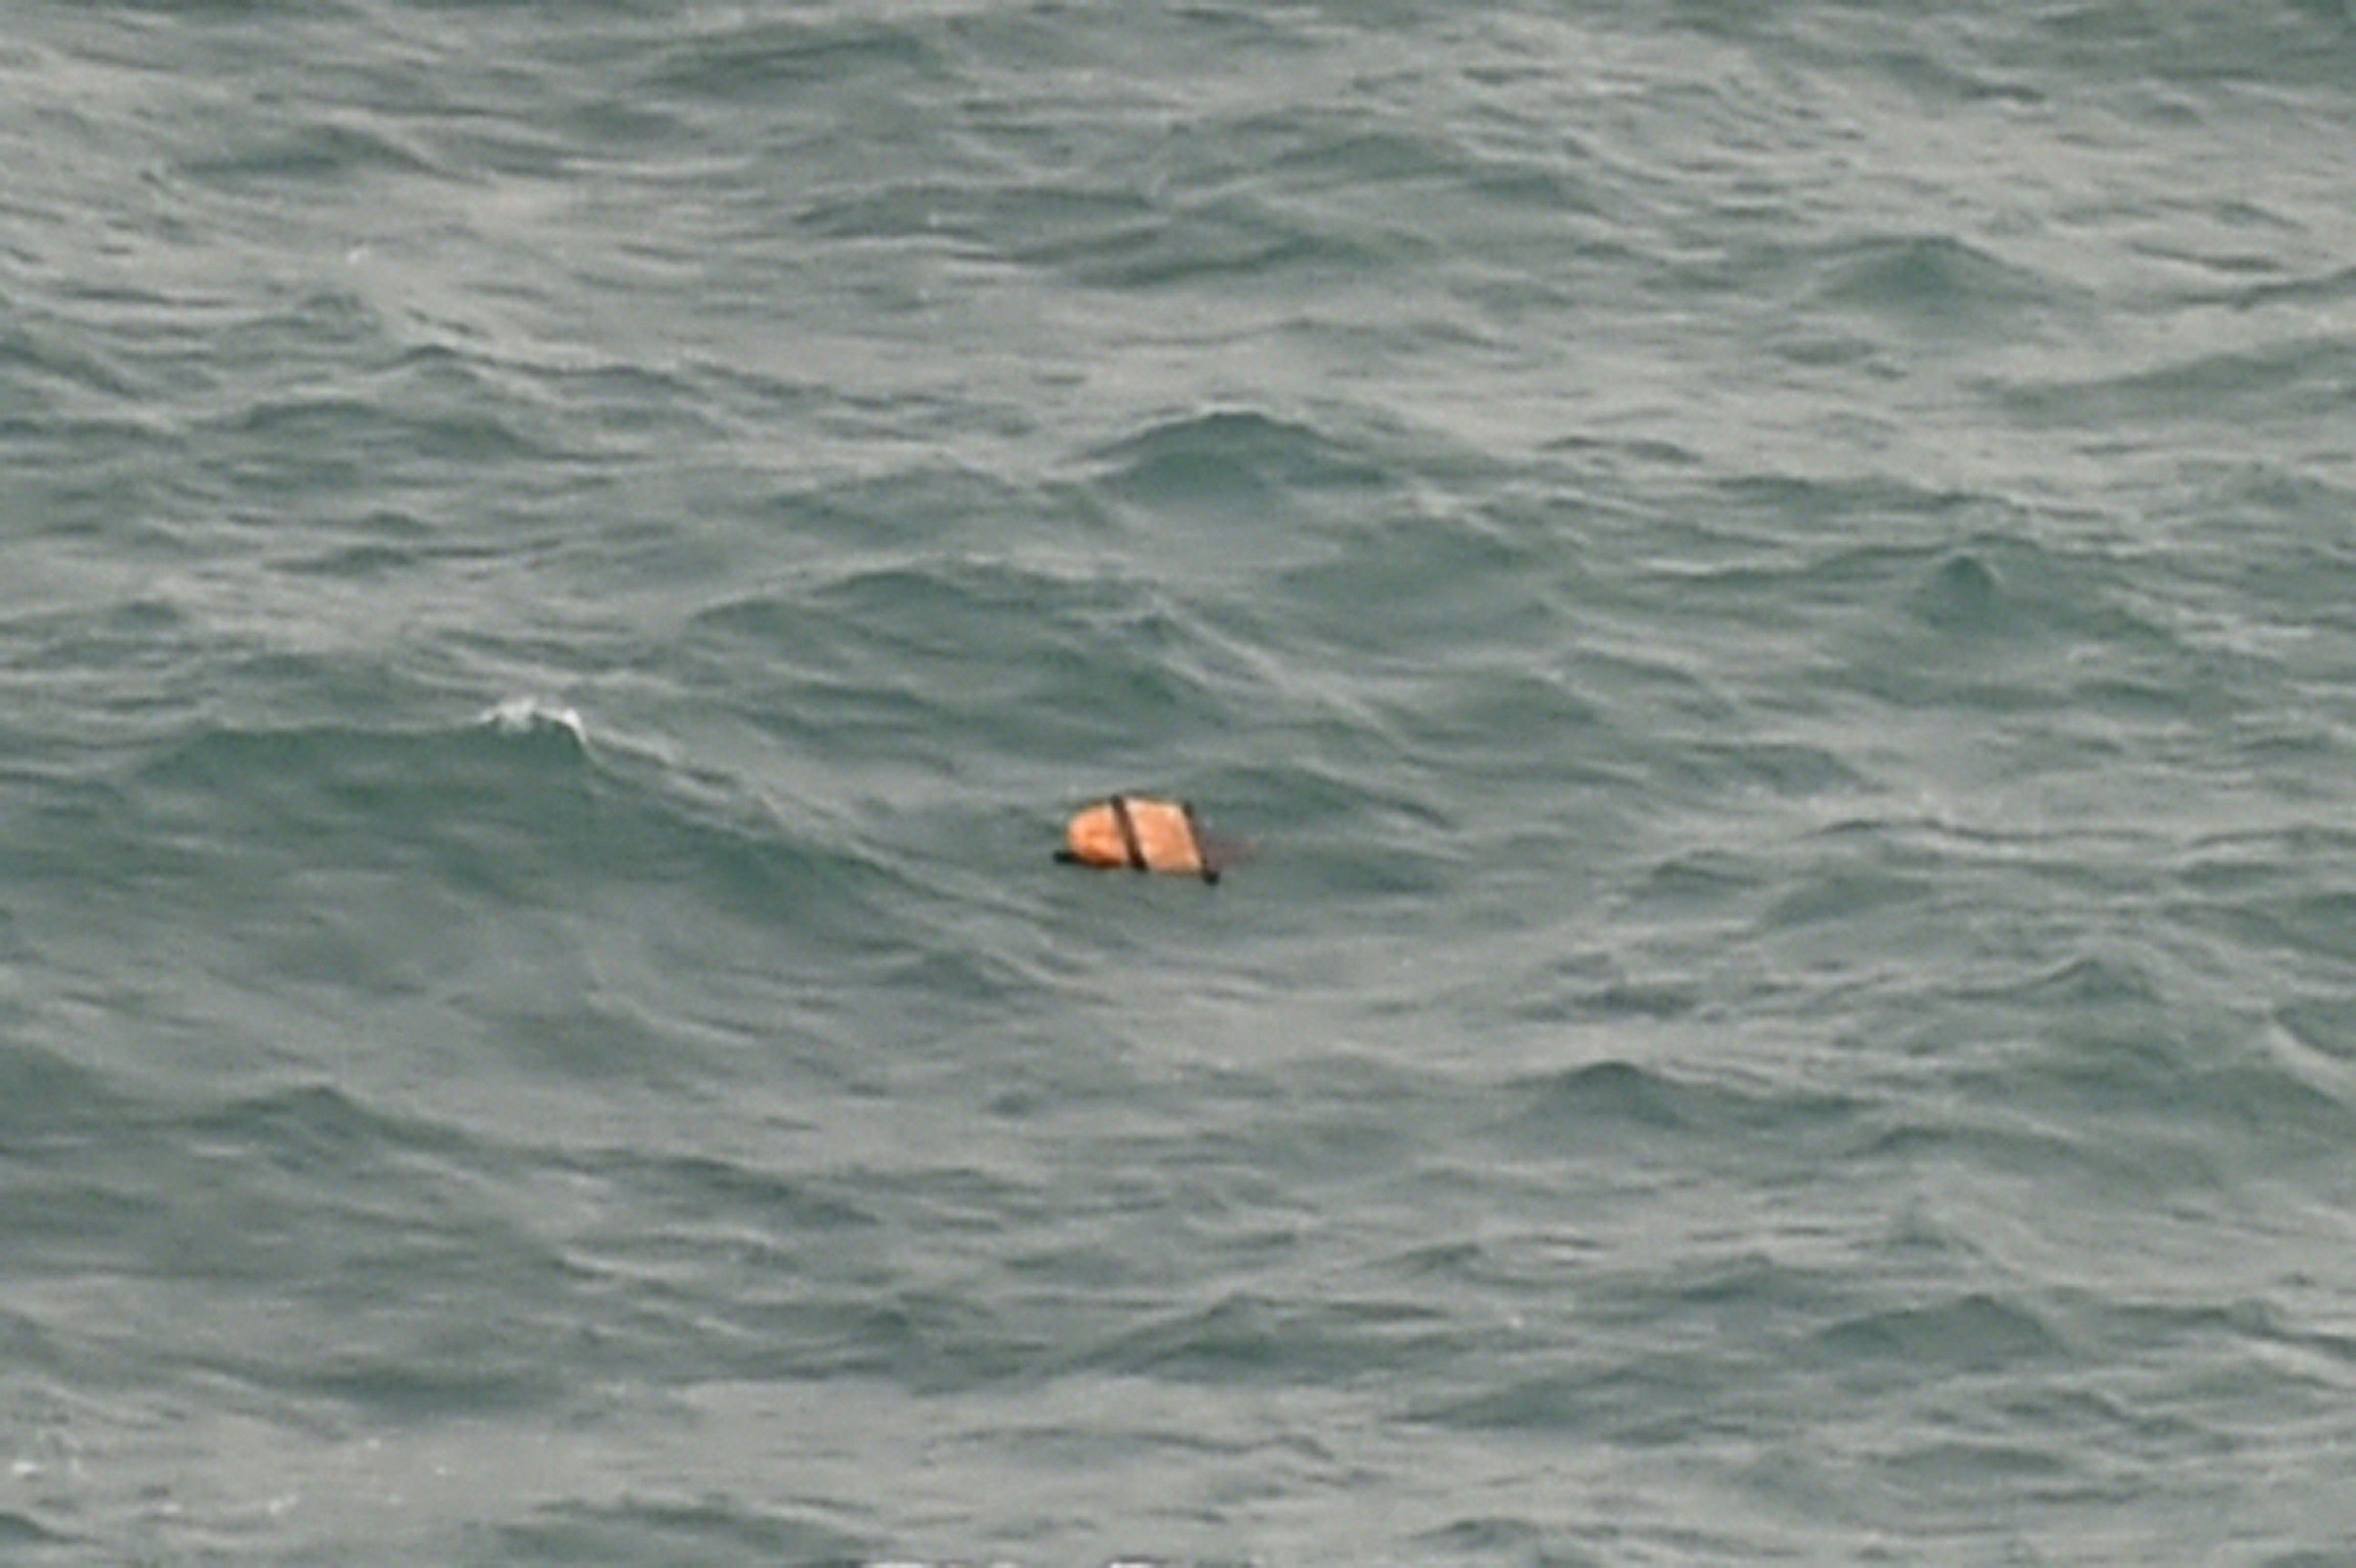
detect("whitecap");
top-left (477, 695), bottom-right (587, 746)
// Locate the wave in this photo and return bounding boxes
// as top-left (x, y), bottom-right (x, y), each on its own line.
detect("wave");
top-left (116, 703), bottom-right (893, 940)
top-left (1087, 407), bottom-right (1395, 515)
top-left (493, 1495), bottom-right (872, 1568)
top-left (1806, 233), bottom-right (2080, 338)
top-left (1999, 335), bottom-right (2356, 438)
top-left (1485, 1057), bottom-right (1867, 1152)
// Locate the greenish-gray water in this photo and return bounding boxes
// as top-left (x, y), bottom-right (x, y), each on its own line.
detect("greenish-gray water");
top-left (6, 3), bottom-right (2356, 1563)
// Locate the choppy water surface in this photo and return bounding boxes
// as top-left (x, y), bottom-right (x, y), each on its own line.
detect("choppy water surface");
top-left (6, 2), bottom-right (2356, 1563)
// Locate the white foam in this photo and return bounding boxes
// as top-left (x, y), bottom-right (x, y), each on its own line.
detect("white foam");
top-left (478, 695), bottom-right (587, 746)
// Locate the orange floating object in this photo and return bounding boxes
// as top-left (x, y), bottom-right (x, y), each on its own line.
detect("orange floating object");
top-left (1056, 794), bottom-right (1221, 883)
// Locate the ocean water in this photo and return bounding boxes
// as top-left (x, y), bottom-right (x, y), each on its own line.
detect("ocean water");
top-left (6, 1), bottom-right (2356, 1563)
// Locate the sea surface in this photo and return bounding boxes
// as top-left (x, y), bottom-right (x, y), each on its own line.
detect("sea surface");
top-left (6, 2), bottom-right (2356, 1563)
